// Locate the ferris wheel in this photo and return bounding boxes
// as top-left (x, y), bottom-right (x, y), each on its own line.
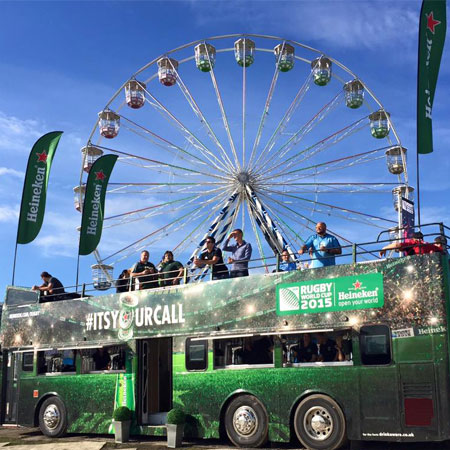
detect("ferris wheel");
top-left (77, 34), bottom-right (410, 286)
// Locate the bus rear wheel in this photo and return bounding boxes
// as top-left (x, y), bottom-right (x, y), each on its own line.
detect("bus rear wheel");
top-left (38, 396), bottom-right (68, 438)
top-left (225, 395), bottom-right (268, 448)
top-left (294, 394), bottom-right (346, 450)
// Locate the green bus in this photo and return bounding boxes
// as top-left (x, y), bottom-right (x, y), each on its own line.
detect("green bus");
top-left (1, 248), bottom-right (450, 450)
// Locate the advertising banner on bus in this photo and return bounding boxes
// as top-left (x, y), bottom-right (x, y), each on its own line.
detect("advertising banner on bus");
top-left (276, 273), bottom-right (384, 316)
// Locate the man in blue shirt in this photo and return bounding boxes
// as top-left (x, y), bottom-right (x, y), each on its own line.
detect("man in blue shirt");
top-left (299, 222), bottom-right (341, 268)
top-left (223, 229), bottom-right (252, 278)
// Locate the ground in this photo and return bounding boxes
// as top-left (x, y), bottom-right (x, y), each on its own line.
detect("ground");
top-left (1, 427), bottom-right (450, 450)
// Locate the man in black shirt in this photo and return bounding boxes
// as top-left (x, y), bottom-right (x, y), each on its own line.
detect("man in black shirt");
top-left (297, 333), bottom-right (318, 362)
top-left (194, 236), bottom-right (229, 280)
top-left (317, 333), bottom-right (337, 362)
top-left (32, 271), bottom-right (66, 301)
top-left (93, 348), bottom-right (110, 370)
top-left (130, 250), bottom-right (158, 289)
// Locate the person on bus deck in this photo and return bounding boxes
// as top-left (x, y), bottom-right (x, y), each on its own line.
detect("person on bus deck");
top-left (115, 269), bottom-right (131, 293)
top-left (296, 333), bottom-right (318, 362)
top-left (93, 348), bottom-right (110, 370)
top-left (434, 236), bottom-right (448, 254)
top-left (194, 236), bottom-right (229, 280)
top-left (334, 335), bottom-right (352, 362)
top-left (130, 250), bottom-right (158, 290)
top-left (279, 250), bottom-right (296, 272)
top-left (223, 229), bottom-right (252, 278)
top-left (299, 222), bottom-right (342, 269)
top-left (317, 333), bottom-right (337, 362)
top-left (159, 251), bottom-right (184, 286)
top-left (379, 231), bottom-right (443, 258)
top-left (32, 271), bottom-right (65, 301)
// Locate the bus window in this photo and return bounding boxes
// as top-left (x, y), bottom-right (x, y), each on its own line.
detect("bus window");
top-left (214, 336), bottom-right (274, 367)
top-left (186, 338), bottom-right (207, 371)
top-left (360, 325), bottom-right (391, 365)
top-left (38, 350), bottom-right (76, 375)
top-left (80, 346), bottom-right (126, 373)
top-left (22, 352), bottom-right (34, 372)
top-left (282, 331), bottom-right (352, 364)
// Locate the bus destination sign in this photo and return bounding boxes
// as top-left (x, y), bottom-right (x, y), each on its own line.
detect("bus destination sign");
top-left (276, 272), bottom-right (384, 316)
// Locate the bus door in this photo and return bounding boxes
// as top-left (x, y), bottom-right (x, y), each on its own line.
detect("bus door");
top-left (137, 338), bottom-right (172, 425)
top-left (2, 351), bottom-right (20, 424)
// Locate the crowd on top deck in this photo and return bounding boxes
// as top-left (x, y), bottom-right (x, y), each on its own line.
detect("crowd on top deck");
top-left (31, 222), bottom-right (448, 300)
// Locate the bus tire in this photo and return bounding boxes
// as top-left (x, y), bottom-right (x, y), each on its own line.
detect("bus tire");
top-left (294, 394), bottom-right (346, 450)
top-left (224, 395), bottom-right (268, 448)
top-left (38, 396), bottom-right (68, 438)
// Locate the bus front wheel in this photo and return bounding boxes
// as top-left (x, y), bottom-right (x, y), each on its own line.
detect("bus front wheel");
top-left (224, 395), bottom-right (268, 448)
top-left (294, 394), bottom-right (346, 450)
top-left (38, 396), bottom-right (68, 438)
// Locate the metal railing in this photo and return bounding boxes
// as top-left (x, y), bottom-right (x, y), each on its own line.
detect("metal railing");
top-left (10, 222), bottom-right (449, 302)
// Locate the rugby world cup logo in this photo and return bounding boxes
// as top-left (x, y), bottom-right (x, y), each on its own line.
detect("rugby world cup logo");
top-left (279, 286), bottom-right (300, 311)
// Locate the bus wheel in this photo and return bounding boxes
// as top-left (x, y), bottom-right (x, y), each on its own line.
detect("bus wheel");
top-left (294, 394), bottom-right (346, 450)
top-left (224, 395), bottom-right (268, 448)
top-left (38, 396), bottom-right (68, 438)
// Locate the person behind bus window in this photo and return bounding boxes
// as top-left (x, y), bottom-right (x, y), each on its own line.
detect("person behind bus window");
top-left (239, 337), bottom-right (273, 364)
top-left (334, 335), bottom-right (352, 362)
top-left (116, 269), bottom-right (130, 293)
top-left (223, 229), bottom-right (252, 278)
top-left (93, 348), bottom-right (110, 370)
top-left (32, 271), bottom-right (66, 301)
top-left (317, 333), bottom-right (337, 362)
top-left (130, 250), bottom-right (158, 290)
top-left (299, 222), bottom-right (342, 268)
top-left (297, 333), bottom-right (318, 362)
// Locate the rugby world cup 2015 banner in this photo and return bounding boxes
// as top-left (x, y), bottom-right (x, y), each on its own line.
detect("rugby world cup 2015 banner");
top-left (276, 273), bottom-right (384, 316)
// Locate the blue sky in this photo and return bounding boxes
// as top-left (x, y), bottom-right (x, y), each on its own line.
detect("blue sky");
top-left (0, 0), bottom-right (449, 296)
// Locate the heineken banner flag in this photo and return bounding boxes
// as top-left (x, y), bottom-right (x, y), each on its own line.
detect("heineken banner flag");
top-left (417, 0), bottom-right (446, 154)
top-left (17, 131), bottom-right (63, 244)
top-left (401, 197), bottom-right (415, 239)
top-left (79, 154), bottom-right (118, 255)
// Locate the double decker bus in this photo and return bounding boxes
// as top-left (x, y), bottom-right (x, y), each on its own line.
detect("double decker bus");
top-left (1, 229), bottom-right (450, 450)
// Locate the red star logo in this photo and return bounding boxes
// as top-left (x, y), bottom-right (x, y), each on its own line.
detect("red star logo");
top-left (123, 313), bottom-right (128, 321)
top-left (95, 170), bottom-right (106, 181)
top-left (36, 151), bottom-right (48, 163)
top-left (353, 280), bottom-right (362, 290)
top-left (426, 11), bottom-right (441, 34)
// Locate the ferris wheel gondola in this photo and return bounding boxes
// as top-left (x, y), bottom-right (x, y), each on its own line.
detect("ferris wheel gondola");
top-left (78, 34), bottom-right (410, 287)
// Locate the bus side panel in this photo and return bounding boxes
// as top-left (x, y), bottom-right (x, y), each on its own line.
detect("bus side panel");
top-left (18, 374), bottom-right (117, 432)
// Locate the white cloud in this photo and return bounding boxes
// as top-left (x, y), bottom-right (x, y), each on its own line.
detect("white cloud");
top-left (0, 111), bottom-right (43, 152)
top-left (0, 167), bottom-right (24, 178)
top-left (0, 204), bottom-right (19, 223)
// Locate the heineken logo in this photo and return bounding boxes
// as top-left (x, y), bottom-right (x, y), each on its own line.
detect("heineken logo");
top-left (426, 11), bottom-right (441, 34)
top-left (26, 166), bottom-right (46, 223)
top-left (95, 169), bottom-right (106, 181)
top-left (36, 150), bottom-right (48, 163)
top-left (276, 273), bottom-right (384, 316)
top-left (86, 183), bottom-right (103, 236)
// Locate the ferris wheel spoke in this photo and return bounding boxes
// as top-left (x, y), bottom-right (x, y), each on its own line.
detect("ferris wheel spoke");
top-left (245, 199), bottom-right (270, 273)
top-left (103, 189), bottom-right (229, 263)
top-left (138, 82), bottom-right (232, 172)
top-left (96, 144), bottom-right (230, 182)
top-left (118, 113), bottom-right (231, 175)
top-left (255, 90), bottom-right (344, 174)
top-left (247, 43), bottom-right (285, 170)
top-left (260, 188), bottom-right (393, 228)
top-left (263, 146), bottom-right (388, 183)
top-left (250, 70), bottom-right (314, 172)
top-left (261, 115), bottom-right (367, 179)
top-left (205, 45), bottom-right (241, 170)
top-left (253, 198), bottom-right (306, 252)
top-left (168, 60), bottom-right (236, 172)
